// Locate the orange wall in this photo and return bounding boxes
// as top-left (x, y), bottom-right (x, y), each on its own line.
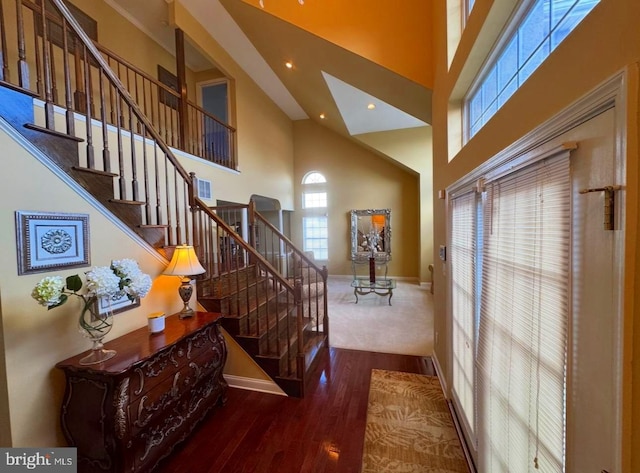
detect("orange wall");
top-left (241, 0), bottom-right (433, 88)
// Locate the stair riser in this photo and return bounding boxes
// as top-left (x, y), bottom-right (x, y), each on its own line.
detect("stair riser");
top-left (256, 341), bottom-right (299, 378)
top-left (209, 267), bottom-right (259, 297)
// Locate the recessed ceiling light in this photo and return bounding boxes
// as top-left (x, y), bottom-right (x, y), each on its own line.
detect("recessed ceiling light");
top-left (285, 61), bottom-right (293, 69)
top-left (367, 103), bottom-right (376, 110)
top-left (319, 113), bottom-right (326, 119)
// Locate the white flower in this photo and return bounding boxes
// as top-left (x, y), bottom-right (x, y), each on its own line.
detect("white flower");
top-left (31, 276), bottom-right (65, 307)
top-left (32, 258), bottom-right (152, 312)
top-left (125, 273), bottom-right (152, 299)
top-left (85, 266), bottom-right (121, 298)
top-left (111, 259), bottom-right (140, 279)
top-left (111, 259), bottom-right (151, 300)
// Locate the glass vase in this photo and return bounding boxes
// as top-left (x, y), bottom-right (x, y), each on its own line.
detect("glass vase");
top-left (78, 298), bottom-right (116, 365)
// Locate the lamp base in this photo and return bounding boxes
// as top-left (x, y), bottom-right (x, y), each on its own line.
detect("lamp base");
top-left (179, 306), bottom-right (195, 319)
top-left (177, 277), bottom-right (195, 319)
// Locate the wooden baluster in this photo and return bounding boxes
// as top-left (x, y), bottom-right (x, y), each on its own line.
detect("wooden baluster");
top-left (72, 41), bottom-right (84, 112)
top-left (32, 8), bottom-right (42, 96)
top-left (173, 168), bottom-right (182, 244)
top-left (61, 19), bottom-right (74, 135)
top-left (38, 0), bottom-right (53, 128)
top-left (152, 136), bottom-right (162, 226)
top-left (107, 57), bottom-right (116, 124)
top-left (15, 0), bottom-right (29, 89)
top-left (98, 71), bottom-right (111, 173)
top-left (82, 45), bottom-right (94, 168)
top-left (141, 125), bottom-right (151, 224)
top-left (123, 62), bottom-right (130, 127)
top-left (134, 72), bottom-right (142, 134)
top-left (178, 180), bottom-right (187, 245)
top-left (164, 154), bottom-right (173, 246)
top-left (175, 28), bottom-right (188, 149)
top-left (129, 101), bottom-right (139, 202)
top-left (0, 0), bottom-right (9, 81)
top-left (115, 94), bottom-right (126, 197)
top-left (48, 40), bottom-right (57, 103)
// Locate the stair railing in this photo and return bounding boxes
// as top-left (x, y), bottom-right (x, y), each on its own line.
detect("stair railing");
top-left (249, 202), bottom-right (328, 341)
top-left (0, 0), bottom-right (235, 170)
top-left (1, 0), bottom-right (309, 383)
top-left (192, 200), bottom-right (303, 379)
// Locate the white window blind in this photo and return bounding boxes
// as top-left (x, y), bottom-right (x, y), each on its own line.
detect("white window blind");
top-left (450, 189), bottom-right (479, 446)
top-left (477, 154), bottom-right (570, 472)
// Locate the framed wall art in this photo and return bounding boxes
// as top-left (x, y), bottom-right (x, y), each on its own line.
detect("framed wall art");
top-left (95, 293), bottom-right (140, 316)
top-left (16, 211), bottom-right (90, 275)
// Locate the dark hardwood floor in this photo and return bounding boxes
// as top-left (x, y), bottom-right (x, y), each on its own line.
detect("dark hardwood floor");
top-left (157, 347), bottom-right (434, 473)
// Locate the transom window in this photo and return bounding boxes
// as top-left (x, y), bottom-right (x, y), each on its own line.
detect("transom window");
top-left (466, 0), bottom-right (600, 139)
top-left (303, 172), bottom-right (326, 184)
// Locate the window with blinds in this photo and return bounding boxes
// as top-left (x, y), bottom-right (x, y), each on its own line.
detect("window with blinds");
top-left (450, 190), bottom-right (480, 446)
top-left (478, 154), bottom-right (570, 472)
top-left (449, 150), bottom-right (571, 472)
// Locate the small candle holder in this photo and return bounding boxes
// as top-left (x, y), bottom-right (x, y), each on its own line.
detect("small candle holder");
top-left (148, 312), bottom-right (166, 334)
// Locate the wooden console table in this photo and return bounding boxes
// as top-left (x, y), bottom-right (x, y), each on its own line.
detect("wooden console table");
top-left (56, 311), bottom-right (228, 473)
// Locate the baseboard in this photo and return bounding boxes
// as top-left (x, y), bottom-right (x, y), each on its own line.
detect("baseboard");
top-left (432, 353), bottom-right (477, 473)
top-left (223, 374), bottom-right (287, 396)
top-left (431, 351), bottom-right (448, 397)
top-left (330, 274), bottom-right (421, 283)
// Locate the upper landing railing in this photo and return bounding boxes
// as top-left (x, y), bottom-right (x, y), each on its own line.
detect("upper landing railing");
top-left (0, 0), bottom-right (236, 170)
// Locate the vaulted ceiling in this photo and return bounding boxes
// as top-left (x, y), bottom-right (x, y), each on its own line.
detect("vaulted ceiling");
top-left (109, 0), bottom-right (434, 143)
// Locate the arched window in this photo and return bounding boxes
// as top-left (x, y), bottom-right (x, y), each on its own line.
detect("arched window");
top-left (301, 171), bottom-right (328, 260)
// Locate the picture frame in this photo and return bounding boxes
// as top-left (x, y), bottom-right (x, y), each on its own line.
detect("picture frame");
top-left (95, 292), bottom-right (140, 316)
top-left (16, 211), bottom-right (90, 275)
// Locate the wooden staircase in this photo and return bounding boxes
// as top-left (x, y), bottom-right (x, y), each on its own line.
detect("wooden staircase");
top-left (0, 0), bottom-right (328, 397)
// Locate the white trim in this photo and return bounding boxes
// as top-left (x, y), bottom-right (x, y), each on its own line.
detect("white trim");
top-left (451, 72), bottom-right (624, 194)
top-left (223, 374), bottom-right (287, 396)
top-left (431, 351), bottom-right (448, 396)
top-left (0, 115), bottom-right (166, 265)
top-left (611, 68), bottom-right (627, 473)
top-left (32, 99), bottom-right (241, 176)
top-left (329, 274), bottom-right (420, 283)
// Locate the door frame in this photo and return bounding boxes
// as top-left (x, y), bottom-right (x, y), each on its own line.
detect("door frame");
top-left (196, 77), bottom-right (231, 125)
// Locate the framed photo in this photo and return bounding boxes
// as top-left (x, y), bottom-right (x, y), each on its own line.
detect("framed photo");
top-left (16, 211), bottom-right (90, 275)
top-left (95, 292), bottom-right (140, 316)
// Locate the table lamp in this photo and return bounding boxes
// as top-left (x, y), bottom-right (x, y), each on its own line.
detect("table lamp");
top-left (163, 244), bottom-right (206, 318)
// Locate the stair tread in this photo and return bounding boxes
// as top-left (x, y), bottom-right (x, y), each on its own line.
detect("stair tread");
top-left (71, 166), bottom-right (118, 177)
top-left (109, 198), bottom-right (146, 205)
top-left (24, 123), bottom-right (85, 142)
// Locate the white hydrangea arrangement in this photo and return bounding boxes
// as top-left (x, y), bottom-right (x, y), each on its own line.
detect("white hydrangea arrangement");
top-left (32, 258), bottom-right (152, 311)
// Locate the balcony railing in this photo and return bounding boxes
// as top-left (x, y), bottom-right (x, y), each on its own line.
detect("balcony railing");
top-left (0, 0), bottom-right (236, 170)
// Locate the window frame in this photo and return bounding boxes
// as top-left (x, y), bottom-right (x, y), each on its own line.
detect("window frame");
top-left (464, 0), bottom-right (601, 142)
top-left (301, 171), bottom-right (329, 261)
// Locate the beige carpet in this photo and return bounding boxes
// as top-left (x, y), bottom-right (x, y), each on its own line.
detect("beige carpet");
top-left (362, 369), bottom-right (468, 473)
top-left (328, 277), bottom-right (433, 356)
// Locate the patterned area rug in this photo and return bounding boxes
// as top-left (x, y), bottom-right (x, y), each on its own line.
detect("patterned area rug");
top-left (362, 369), bottom-right (468, 473)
